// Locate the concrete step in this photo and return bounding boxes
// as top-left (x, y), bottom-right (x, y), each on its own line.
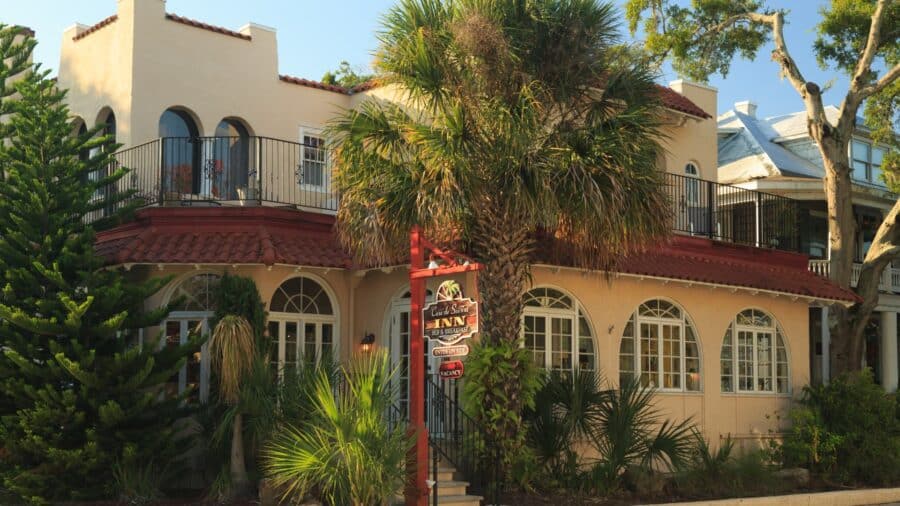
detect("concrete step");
top-left (433, 480), bottom-right (469, 496)
top-left (432, 467), bottom-right (457, 481)
top-left (427, 494), bottom-right (483, 506)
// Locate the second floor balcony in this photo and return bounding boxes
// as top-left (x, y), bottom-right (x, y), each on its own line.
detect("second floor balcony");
top-left (108, 136), bottom-right (801, 253)
top-left (111, 136), bottom-right (337, 212)
top-left (809, 260), bottom-right (900, 294)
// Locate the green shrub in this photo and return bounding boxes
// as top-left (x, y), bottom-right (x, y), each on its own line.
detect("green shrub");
top-left (778, 370), bottom-right (900, 486)
top-left (675, 434), bottom-right (787, 499)
top-left (463, 339), bottom-right (542, 478)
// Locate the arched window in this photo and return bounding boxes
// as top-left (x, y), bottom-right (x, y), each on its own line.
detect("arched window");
top-left (721, 309), bottom-right (790, 394)
top-left (521, 287), bottom-right (596, 372)
top-left (213, 118), bottom-right (251, 200)
top-left (268, 276), bottom-right (337, 373)
top-left (619, 299), bottom-right (701, 391)
top-left (159, 108), bottom-right (201, 196)
top-left (163, 273), bottom-right (221, 403)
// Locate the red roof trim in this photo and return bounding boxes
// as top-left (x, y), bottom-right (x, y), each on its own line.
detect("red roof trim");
top-left (279, 75), bottom-right (350, 94)
top-left (277, 76), bottom-right (709, 119)
top-left (165, 13), bottom-right (251, 41)
top-left (72, 15), bottom-right (118, 41)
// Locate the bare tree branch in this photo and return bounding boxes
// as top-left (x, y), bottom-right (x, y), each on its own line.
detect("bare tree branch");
top-left (840, 0), bottom-right (892, 134)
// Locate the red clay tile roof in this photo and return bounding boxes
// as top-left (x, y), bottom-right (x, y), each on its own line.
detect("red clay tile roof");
top-left (537, 234), bottom-right (858, 303)
top-left (165, 13), bottom-right (251, 41)
top-left (97, 208), bottom-right (856, 303)
top-left (95, 207), bottom-right (352, 268)
top-left (72, 15), bottom-right (118, 41)
top-left (655, 85), bottom-right (711, 119)
top-left (279, 75), bottom-right (350, 94)
top-left (279, 76), bottom-right (709, 118)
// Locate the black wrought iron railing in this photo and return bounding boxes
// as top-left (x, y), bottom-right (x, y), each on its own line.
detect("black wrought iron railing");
top-left (109, 136), bottom-right (337, 213)
top-left (664, 172), bottom-right (800, 251)
top-left (426, 376), bottom-right (502, 504)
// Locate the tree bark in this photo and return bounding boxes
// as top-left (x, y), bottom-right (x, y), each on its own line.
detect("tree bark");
top-left (230, 411), bottom-right (250, 497)
top-left (471, 200), bottom-right (534, 346)
top-left (739, 4), bottom-right (900, 376)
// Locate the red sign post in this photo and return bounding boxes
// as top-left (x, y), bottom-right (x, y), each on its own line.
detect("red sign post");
top-left (406, 226), bottom-right (481, 506)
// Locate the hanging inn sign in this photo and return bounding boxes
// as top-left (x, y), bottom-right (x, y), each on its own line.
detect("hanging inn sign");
top-left (424, 280), bottom-right (478, 357)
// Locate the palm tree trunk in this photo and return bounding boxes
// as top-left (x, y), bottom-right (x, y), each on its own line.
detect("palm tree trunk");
top-left (230, 411), bottom-right (250, 496)
top-left (472, 202), bottom-right (534, 345)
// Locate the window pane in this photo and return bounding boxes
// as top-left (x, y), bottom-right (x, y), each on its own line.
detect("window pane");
top-left (165, 321), bottom-right (182, 397)
top-left (851, 140), bottom-right (869, 162)
top-left (186, 321), bottom-right (203, 403)
top-left (721, 328), bottom-right (733, 392)
top-left (852, 160), bottom-right (868, 181)
top-left (268, 321), bottom-right (280, 369)
top-left (640, 323), bottom-right (659, 387)
top-left (285, 322), bottom-right (298, 370)
top-left (737, 330), bottom-right (754, 391)
top-left (550, 318), bottom-right (573, 371)
top-left (304, 323), bottom-right (317, 362)
top-left (321, 323), bottom-right (333, 360)
top-left (756, 332), bottom-right (773, 392)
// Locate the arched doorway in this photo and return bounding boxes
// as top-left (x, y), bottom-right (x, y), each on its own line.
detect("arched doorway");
top-left (159, 108), bottom-right (201, 197)
top-left (213, 118), bottom-right (252, 200)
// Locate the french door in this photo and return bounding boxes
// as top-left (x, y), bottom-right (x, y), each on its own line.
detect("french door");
top-left (267, 317), bottom-right (335, 375)
top-left (523, 313), bottom-right (575, 371)
top-left (736, 328), bottom-right (775, 392)
top-left (163, 317), bottom-right (210, 403)
top-left (637, 320), bottom-right (683, 390)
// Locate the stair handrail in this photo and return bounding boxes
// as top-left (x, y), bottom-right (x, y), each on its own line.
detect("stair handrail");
top-left (425, 375), bottom-right (502, 504)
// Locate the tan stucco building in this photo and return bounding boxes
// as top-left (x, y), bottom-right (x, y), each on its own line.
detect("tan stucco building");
top-left (52, 0), bottom-right (857, 474)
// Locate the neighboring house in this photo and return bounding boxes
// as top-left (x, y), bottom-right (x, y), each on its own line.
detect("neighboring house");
top-left (718, 101), bottom-right (899, 391)
top-left (48, 0), bottom-right (856, 481)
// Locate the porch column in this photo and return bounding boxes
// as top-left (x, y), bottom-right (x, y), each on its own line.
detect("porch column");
top-left (881, 311), bottom-right (898, 392)
top-left (821, 307), bottom-right (830, 384)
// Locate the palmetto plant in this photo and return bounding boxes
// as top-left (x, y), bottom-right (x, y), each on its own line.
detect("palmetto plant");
top-left (589, 378), bottom-right (694, 488)
top-left (329, 0), bottom-right (672, 469)
top-left (207, 315), bottom-right (256, 497)
top-left (264, 351), bottom-right (411, 506)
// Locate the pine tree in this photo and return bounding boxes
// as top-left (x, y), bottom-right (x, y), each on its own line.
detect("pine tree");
top-left (0, 25), bottom-right (197, 502)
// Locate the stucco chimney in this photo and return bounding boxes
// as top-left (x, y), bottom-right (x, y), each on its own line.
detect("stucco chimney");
top-left (735, 100), bottom-right (757, 118)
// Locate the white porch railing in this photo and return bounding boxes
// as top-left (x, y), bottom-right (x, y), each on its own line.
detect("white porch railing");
top-left (808, 260), bottom-right (899, 293)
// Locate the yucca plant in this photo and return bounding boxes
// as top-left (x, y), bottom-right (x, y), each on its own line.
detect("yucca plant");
top-left (589, 378), bottom-right (694, 490)
top-left (264, 351), bottom-right (412, 506)
top-left (207, 315), bottom-right (256, 497)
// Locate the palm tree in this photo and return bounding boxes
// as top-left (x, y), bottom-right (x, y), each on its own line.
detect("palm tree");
top-left (329, 0), bottom-right (671, 466)
top-left (264, 351), bottom-right (411, 506)
top-left (207, 315), bottom-right (256, 497)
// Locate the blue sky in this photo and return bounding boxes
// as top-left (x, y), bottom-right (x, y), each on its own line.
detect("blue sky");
top-left (2, 0), bottom-right (846, 119)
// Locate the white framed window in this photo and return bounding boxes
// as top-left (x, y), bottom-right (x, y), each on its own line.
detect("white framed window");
top-left (684, 162), bottom-right (700, 205)
top-left (850, 138), bottom-right (886, 185)
top-left (619, 299), bottom-right (701, 392)
top-left (721, 308), bottom-right (790, 394)
top-left (268, 275), bottom-right (338, 376)
top-left (163, 273), bottom-right (220, 403)
top-left (521, 287), bottom-right (596, 372)
top-left (299, 128), bottom-right (327, 188)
